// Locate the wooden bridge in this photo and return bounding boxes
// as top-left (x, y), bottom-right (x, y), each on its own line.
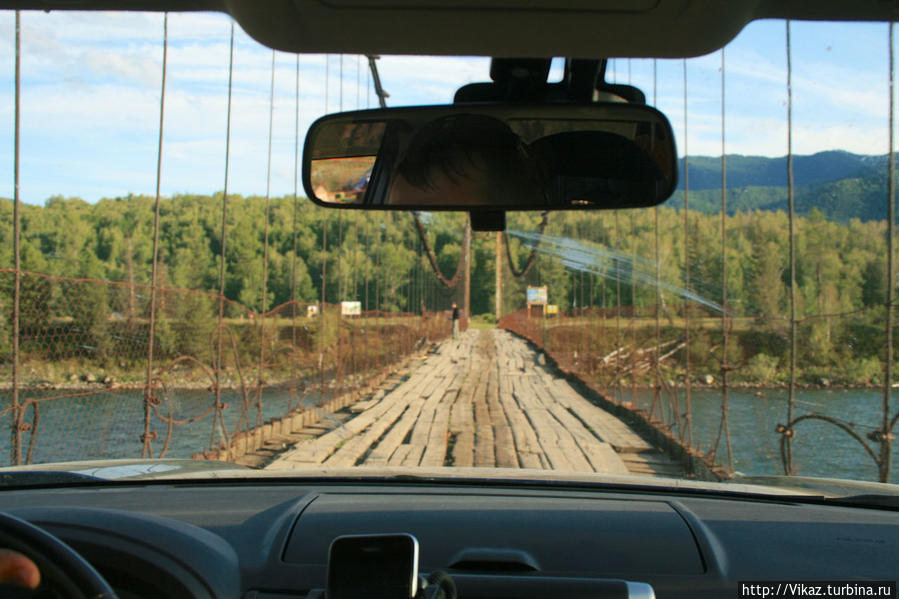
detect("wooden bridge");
top-left (265, 330), bottom-right (684, 477)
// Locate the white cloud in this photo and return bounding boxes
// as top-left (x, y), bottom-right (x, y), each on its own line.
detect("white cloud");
top-left (376, 55), bottom-right (490, 105)
top-left (0, 13), bottom-right (897, 202)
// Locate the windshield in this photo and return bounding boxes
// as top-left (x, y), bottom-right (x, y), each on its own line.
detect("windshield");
top-left (1, 11), bottom-right (898, 494)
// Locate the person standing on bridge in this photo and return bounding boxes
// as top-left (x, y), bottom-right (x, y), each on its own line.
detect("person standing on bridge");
top-left (451, 302), bottom-right (460, 339)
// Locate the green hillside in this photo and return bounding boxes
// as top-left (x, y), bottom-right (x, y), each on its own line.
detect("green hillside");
top-left (0, 192), bottom-right (894, 386)
top-left (671, 151), bottom-right (891, 222)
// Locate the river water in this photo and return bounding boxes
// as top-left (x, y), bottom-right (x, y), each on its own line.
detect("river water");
top-left (626, 387), bottom-right (899, 484)
top-left (1, 387), bottom-right (897, 484)
top-left (0, 386), bottom-right (324, 466)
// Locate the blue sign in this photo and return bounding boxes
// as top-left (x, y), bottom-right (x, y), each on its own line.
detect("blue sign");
top-left (526, 286), bottom-right (548, 304)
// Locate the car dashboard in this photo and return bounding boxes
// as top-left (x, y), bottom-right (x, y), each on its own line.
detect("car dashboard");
top-left (0, 478), bottom-right (896, 599)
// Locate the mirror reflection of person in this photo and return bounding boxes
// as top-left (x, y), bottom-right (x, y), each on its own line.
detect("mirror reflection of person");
top-left (527, 130), bottom-right (666, 207)
top-left (388, 114), bottom-right (547, 208)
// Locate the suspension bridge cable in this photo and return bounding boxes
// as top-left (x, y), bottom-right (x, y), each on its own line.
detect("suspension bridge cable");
top-left (352, 213), bottom-right (359, 308)
top-left (714, 48), bottom-right (734, 471)
top-left (337, 218), bottom-right (343, 379)
top-left (579, 265), bottom-right (585, 362)
top-left (376, 224), bottom-right (381, 316)
top-left (336, 55), bottom-right (344, 384)
top-left (682, 58), bottom-right (693, 447)
top-left (143, 12), bottom-right (169, 459)
top-left (502, 212), bottom-right (549, 277)
top-left (256, 49), bottom-right (276, 427)
top-left (650, 60), bottom-right (677, 429)
top-left (320, 208), bottom-right (327, 392)
top-left (338, 54), bottom-right (344, 297)
top-left (630, 212), bottom-right (638, 407)
top-left (320, 54), bottom-right (329, 392)
top-left (11, 10), bottom-right (21, 465)
top-left (784, 20), bottom-right (797, 475)
top-left (319, 54), bottom-right (329, 393)
top-left (599, 225), bottom-right (606, 374)
top-left (366, 57), bottom-right (372, 109)
top-left (651, 58), bottom-right (662, 423)
top-left (627, 61), bottom-right (637, 408)
top-left (290, 53), bottom-right (300, 413)
top-left (599, 64), bottom-right (620, 390)
top-left (413, 216), bottom-right (465, 287)
top-left (615, 210), bottom-right (622, 401)
top-left (213, 21), bottom-right (235, 449)
top-left (363, 216), bottom-right (370, 312)
top-left (882, 21), bottom-right (896, 483)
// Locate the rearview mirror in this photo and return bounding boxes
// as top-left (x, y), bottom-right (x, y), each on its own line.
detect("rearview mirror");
top-left (303, 103), bottom-right (677, 211)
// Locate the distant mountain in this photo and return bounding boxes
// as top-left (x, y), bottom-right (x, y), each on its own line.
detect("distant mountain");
top-left (677, 150), bottom-right (886, 191)
top-left (669, 151), bottom-right (892, 222)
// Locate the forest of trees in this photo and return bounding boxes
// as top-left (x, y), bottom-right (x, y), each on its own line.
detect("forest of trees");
top-left (0, 187), bottom-right (894, 386)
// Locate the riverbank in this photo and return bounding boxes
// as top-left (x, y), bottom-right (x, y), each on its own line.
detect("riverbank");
top-left (2, 371), bottom-right (892, 393)
top-left (613, 379), bottom-right (891, 392)
top-left (0, 367), bottom-right (355, 393)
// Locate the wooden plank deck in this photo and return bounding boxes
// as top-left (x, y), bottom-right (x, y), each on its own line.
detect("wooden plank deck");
top-left (267, 329), bottom-right (683, 477)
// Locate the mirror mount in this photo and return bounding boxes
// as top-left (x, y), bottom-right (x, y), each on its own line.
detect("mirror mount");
top-left (454, 58), bottom-right (646, 105)
top-left (454, 58), bottom-right (553, 104)
top-left (470, 211), bottom-right (506, 232)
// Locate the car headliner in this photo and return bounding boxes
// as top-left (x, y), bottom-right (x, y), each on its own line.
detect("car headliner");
top-left (0, 0), bottom-right (897, 58)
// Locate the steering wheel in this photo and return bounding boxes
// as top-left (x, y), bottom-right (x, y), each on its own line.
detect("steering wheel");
top-left (0, 511), bottom-right (117, 598)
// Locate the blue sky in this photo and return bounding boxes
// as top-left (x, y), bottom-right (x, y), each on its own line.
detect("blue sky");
top-left (0, 11), bottom-right (894, 205)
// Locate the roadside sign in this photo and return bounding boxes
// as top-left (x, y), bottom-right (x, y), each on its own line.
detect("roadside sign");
top-left (526, 286), bottom-right (548, 305)
top-left (546, 304), bottom-right (559, 315)
top-left (341, 301), bottom-right (362, 316)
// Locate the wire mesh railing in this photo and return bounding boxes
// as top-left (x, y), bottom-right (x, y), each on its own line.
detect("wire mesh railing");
top-left (0, 270), bottom-right (451, 464)
top-left (498, 209), bottom-right (899, 483)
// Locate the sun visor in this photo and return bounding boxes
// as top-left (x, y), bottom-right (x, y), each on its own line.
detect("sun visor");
top-left (224, 0), bottom-right (756, 58)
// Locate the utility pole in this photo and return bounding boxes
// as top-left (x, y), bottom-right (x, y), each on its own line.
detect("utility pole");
top-left (495, 231), bottom-right (502, 321)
